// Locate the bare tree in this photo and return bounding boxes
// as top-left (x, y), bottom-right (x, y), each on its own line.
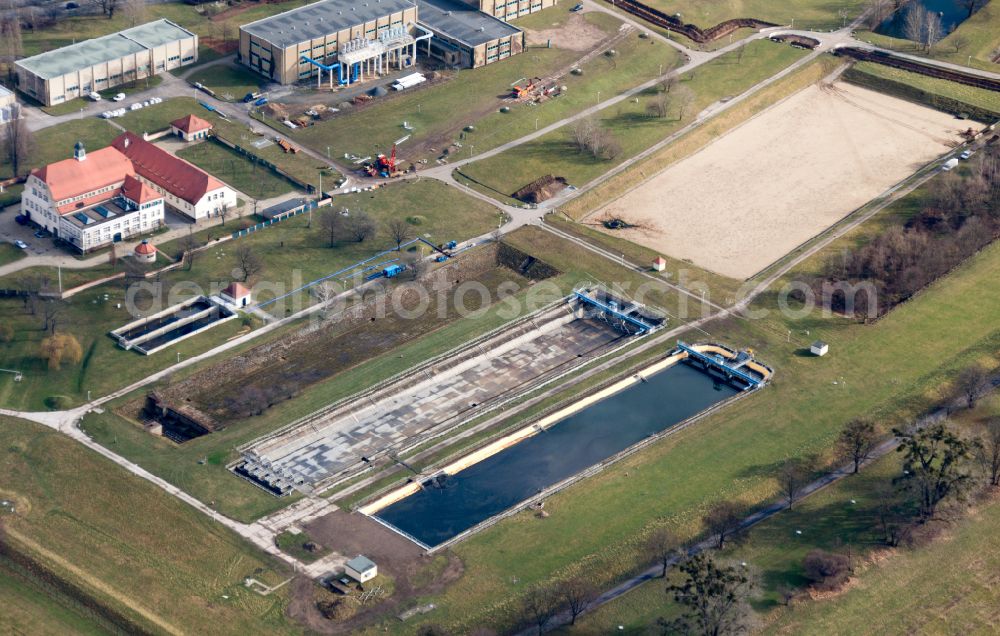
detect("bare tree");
top-left (233, 244), bottom-right (264, 283)
top-left (180, 230), bottom-right (201, 271)
top-left (956, 366), bottom-right (990, 409)
top-left (893, 421), bottom-right (977, 519)
top-left (92, 0), bottom-right (121, 19)
top-left (703, 501), bottom-right (745, 549)
top-left (2, 106), bottom-right (33, 178)
top-left (951, 33), bottom-right (971, 54)
top-left (41, 300), bottom-right (64, 334)
top-left (865, 0), bottom-right (892, 30)
top-left (924, 10), bottom-right (943, 51)
top-left (1, 10), bottom-right (23, 78)
top-left (674, 85), bottom-right (695, 120)
top-left (659, 75), bottom-right (677, 94)
top-left (318, 208), bottom-right (345, 247)
top-left (218, 201), bottom-right (231, 227)
top-left (903, 4), bottom-right (925, 47)
top-left (837, 418), bottom-right (879, 473)
top-left (976, 418), bottom-right (1000, 487)
top-left (347, 210), bottom-right (377, 243)
top-left (647, 93), bottom-right (671, 119)
top-left (661, 554), bottom-right (755, 636)
top-left (778, 457), bottom-right (811, 509)
top-left (387, 218), bottom-right (413, 250)
top-left (521, 586), bottom-right (557, 635)
top-left (561, 577), bottom-right (596, 626)
top-left (646, 527), bottom-right (680, 577)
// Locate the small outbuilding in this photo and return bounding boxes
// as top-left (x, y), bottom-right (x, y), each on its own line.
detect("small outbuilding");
top-left (170, 114), bottom-right (213, 142)
top-left (810, 340), bottom-right (829, 357)
top-left (221, 281), bottom-right (252, 307)
top-left (134, 239), bottom-right (157, 263)
top-left (344, 555), bottom-right (377, 583)
top-left (652, 256), bottom-right (667, 272)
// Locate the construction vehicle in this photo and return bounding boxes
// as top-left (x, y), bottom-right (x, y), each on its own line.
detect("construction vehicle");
top-left (365, 144), bottom-right (399, 178)
top-left (511, 77), bottom-right (541, 99)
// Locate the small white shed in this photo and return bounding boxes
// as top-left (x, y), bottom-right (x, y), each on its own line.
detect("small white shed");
top-left (810, 340), bottom-right (829, 357)
top-left (652, 256), bottom-right (667, 272)
top-left (345, 555), bottom-right (377, 583)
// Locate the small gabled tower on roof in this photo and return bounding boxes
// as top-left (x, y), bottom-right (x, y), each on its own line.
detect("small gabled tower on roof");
top-left (74, 141), bottom-right (86, 162)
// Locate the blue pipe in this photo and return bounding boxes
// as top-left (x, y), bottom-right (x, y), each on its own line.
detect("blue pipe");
top-left (299, 55), bottom-right (345, 84)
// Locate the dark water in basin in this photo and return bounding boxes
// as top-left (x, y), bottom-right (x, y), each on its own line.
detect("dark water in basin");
top-left (376, 362), bottom-right (741, 547)
top-left (139, 308), bottom-right (226, 350)
top-left (119, 298), bottom-right (213, 340)
top-left (876, 0), bottom-right (983, 39)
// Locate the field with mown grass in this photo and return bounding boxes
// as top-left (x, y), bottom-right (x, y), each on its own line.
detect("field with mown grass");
top-left (640, 0), bottom-right (865, 30)
top-left (459, 39), bottom-right (807, 197)
top-left (0, 119), bottom-right (119, 181)
top-left (0, 415), bottom-right (298, 635)
top-left (846, 60), bottom-right (1000, 115)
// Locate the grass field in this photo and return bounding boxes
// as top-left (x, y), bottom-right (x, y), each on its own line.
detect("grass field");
top-left (0, 564), bottom-right (112, 636)
top-left (177, 141), bottom-right (296, 199)
top-left (0, 119), bottom-right (119, 180)
top-left (641, 0), bottom-right (865, 30)
top-left (0, 415), bottom-right (297, 635)
top-left (187, 64), bottom-right (263, 102)
top-left (847, 60), bottom-right (1000, 115)
top-left (459, 39), bottom-right (807, 197)
top-left (117, 97), bottom-right (338, 189)
top-left (365, 218), bottom-right (1000, 633)
top-left (277, 9), bottom-right (679, 165)
top-left (0, 242), bottom-right (27, 267)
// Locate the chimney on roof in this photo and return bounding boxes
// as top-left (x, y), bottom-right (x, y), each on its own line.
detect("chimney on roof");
top-left (73, 141), bottom-right (86, 162)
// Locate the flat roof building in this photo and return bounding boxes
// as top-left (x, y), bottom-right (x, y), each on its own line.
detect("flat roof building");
top-left (15, 19), bottom-right (198, 106)
top-left (418, 0), bottom-right (523, 68)
top-left (0, 84), bottom-right (17, 123)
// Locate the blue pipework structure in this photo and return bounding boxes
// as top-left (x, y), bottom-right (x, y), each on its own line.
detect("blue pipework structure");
top-left (675, 341), bottom-right (763, 389)
top-left (572, 291), bottom-right (657, 334)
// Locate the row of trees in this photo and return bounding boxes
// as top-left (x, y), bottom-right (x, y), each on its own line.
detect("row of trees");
top-left (805, 146), bottom-right (1000, 319)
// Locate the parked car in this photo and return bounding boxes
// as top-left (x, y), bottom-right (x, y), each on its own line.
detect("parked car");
top-left (571, 3), bottom-right (584, 10)
top-left (88, 91), bottom-right (102, 101)
top-left (14, 240), bottom-right (28, 249)
top-left (959, 150), bottom-right (973, 160)
top-left (113, 93), bottom-right (126, 102)
top-left (33, 229), bottom-right (48, 238)
top-left (14, 215), bottom-right (28, 225)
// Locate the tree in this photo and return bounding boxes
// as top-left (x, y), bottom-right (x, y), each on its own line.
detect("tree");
top-left (92, 0), bottom-right (121, 19)
top-left (234, 245), bottom-right (264, 283)
top-left (865, 0), bottom-right (892, 30)
top-left (647, 526), bottom-right (680, 578)
top-left (521, 585), bottom-right (557, 635)
top-left (837, 418), bottom-right (879, 473)
top-left (951, 33), bottom-right (971, 54)
top-left (659, 75), bottom-right (678, 94)
top-left (893, 422), bottom-right (976, 519)
top-left (40, 333), bottom-right (82, 371)
top-left (647, 93), bottom-right (671, 119)
top-left (923, 10), bottom-right (943, 51)
top-left (181, 230), bottom-right (201, 271)
top-left (956, 366), bottom-right (990, 409)
top-left (801, 549), bottom-right (851, 591)
top-left (2, 106), bottom-right (33, 178)
top-left (1, 11), bottom-right (23, 79)
top-left (703, 501), bottom-right (745, 549)
top-left (387, 217), bottom-right (413, 250)
top-left (40, 300), bottom-right (64, 334)
top-left (778, 457), bottom-right (811, 509)
top-left (674, 85), bottom-right (696, 120)
top-left (122, 0), bottom-right (147, 27)
top-left (347, 210), bottom-right (377, 243)
top-left (903, 4), bottom-right (925, 47)
top-left (218, 201), bottom-right (231, 226)
top-left (318, 208), bottom-right (346, 247)
top-left (561, 577), bottom-right (596, 625)
top-left (959, 0), bottom-right (981, 19)
top-left (661, 554), bottom-right (754, 636)
top-left (975, 418), bottom-right (1000, 487)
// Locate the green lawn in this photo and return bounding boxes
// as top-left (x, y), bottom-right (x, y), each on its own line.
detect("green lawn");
top-left (461, 39), bottom-right (808, 196)
top-left (0, 241), bottom-right (27, 267)
top-left (370, 219), bottom-right (1000, 633)
top-left (638, 0), bottom-right (864, 30)
top-left (277, 9), bottom-right (678, 165)
top-left (188, 64), bottom-right (264, 102)
top-left (846, 60), bottom-right (1000, 116)
top-left (177, 141), bottom-right (297, 199)
top-left (0, 415), bottom-right (297, 635)
top-left (117, 97), bottom-right (338, 189)
top-left (0, 561), bottom-right (114, 636)
top-left (0, 119), bottom-right (119, 180)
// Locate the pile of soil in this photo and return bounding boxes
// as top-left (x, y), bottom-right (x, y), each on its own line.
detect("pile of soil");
top-left (513, 174), bottom-right (568, 204)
